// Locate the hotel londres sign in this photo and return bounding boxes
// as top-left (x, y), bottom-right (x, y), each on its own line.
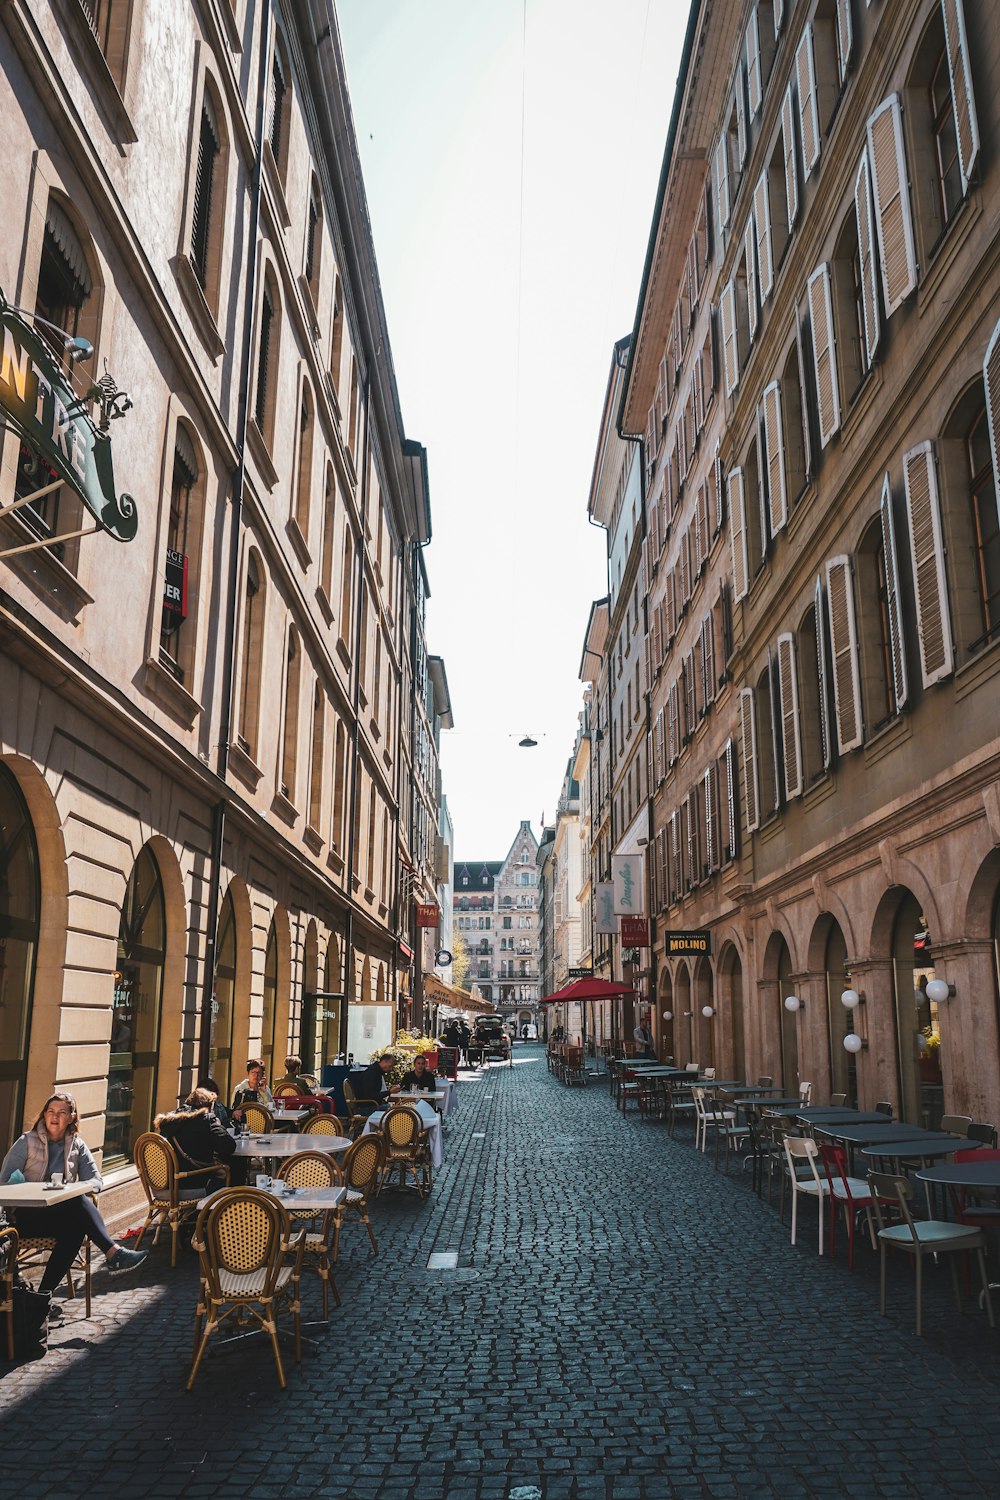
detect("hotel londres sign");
top-left (0, 287), bottom-right (137, 548)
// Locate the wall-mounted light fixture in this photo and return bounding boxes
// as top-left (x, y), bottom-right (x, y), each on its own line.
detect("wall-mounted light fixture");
top-left (840, 988), bottom-right (865, 1009)
top-left (784, 995), bottom-right (803, 1012)
top-left (702, 1005), bottom-right (715, 1019)
top-left (662, 1010), bottom-right (673, 1022)
top-left (925, 978), bottom-right (956, 1003)
top-left (843, 1033), bottom-right (868, 1053)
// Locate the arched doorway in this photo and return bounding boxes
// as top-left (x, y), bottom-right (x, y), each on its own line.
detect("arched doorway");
top-left (694, 957), bottom-right (716, 1070)
top-left (891, 893), bottom-right (944, 1127)
top-left (0, 764), bottom-right (39, 1152)
top-left (659, 969), bottom-right (674, 1063)
top-left (106, 845), bottom-right (166, 1166)
top-left (675, 964), bottom-right (692, 1064)
top-left (815, 916), bottom-right (856, 1106)
top-left (717, 943), bottom-right (745, 1083)
top-left (210, 888), bottom-right (237, 1099)
top-left (260, 916), bottom-right (278, 1078)
top-left (769, 933), bottom-right (798, 1092)
top-left (321, 933), bottom-right (342, 1066)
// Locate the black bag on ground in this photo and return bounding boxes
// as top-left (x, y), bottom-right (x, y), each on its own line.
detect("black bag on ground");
top-left (11, 1278), bottom-right (50, 1362)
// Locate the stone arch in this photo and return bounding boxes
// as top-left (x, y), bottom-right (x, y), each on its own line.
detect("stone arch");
top-left (693, 956), bottom-right (715, 1069)
top-left (360, 955), bottom-right (372, 1004)
top-left (141, 833), bottom-right (189, 1117)
top-left (963, 847), bottom-right (1000, 942)
top-left (716, 940), bottom-right (746, 1082)
top-left (658, 966), bottom-right (675, 1060)
top-left (674, 961), bottom-right (692, 1064)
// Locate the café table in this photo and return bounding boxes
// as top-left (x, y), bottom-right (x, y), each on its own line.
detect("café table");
top-left (737, 1095), bottom-right (802, 1112)
top-left (396, 1090), bottom-right (448, 1111)
top-left (197, 1183), bottom-right (346, 1211)
top-left (797, 1111), bottom-right (894, 1127)
top-left (233, 1131), bottom-right (351, 1158)
top-left (860, 1134), bottom-right (979, 1165)
top-left (364, 1100), bottom-right (443, 1169)
top-left (271, 1108), bottom-right (309, 1128)
top-left (795, 1105), bottom-right (880, 1118)
top-left (0, 1179), bottom-right (96, 1208)
top-left (917, 1156), bottom-right (1000, 1224)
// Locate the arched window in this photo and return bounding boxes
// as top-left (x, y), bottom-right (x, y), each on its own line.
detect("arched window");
top-left (281, 629), bottom-right (301, 803)
top-left (332, 720), bottom-right (346, 854)
top-left (267, 33), bottom-right (292, 183)
top-left (320, 463), bottom-right (336, 604)
top-left (856, 513), bottom-right (901, 735)
top-left (159, 423), bottom-right (204, 685)
top-left (322, 934), bottom-right (342, 1063)
top-left (308, 680), bottom-right (324, 833)
top-left (905, 6), bottom-right (980, 261)
top-left (106, 846), bottom-right (166, 1166)
top-left (237, 551), bottom-right (265, 757)
top-left (0, 765), bottom-right (39, 1153)
top-left (260, 918), bottom-right (278, 1075)
top-left (330, 271), bottom-right (344, 398)
top-left (210, 889), bottom-right (236, 1099)
top-left (340, 526), bottom-right (355, 647)
top-left (293, 381), bottom-right (315, 543)
top-left (253, 270), bottom-right (281, 449)
top-left (305, 175), bottom-right (322, 303)
top-left (190, 83), bottom-right (228, 309)
top-left (939, 382), bottom-right (1000, 661)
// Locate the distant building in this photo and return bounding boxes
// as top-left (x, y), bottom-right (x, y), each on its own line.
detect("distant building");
top-left (453, 820), bottom-right (541, 1030)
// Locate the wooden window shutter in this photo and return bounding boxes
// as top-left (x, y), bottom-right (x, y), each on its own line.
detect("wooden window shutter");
top-left (655, 707), bottom-right (665, 784)
top-left (781, 84), bottom-right (799, 229)
top-left (693, 361), bottom-right (703, 437)
top-left (807, 263), bottom-right (841, 446)
top-left (814, 574), bottom-right (832, 771)
top-left (825, 555), bottom-right (864, 753)
top-left (735, 63), bottom-right (748, 171)
top-left (704, 765), bottom-right (718, 872)
top-left (766, 648), bottom-right (782, 816)
top-left (664, 569), bottom-right (676, 643)
top-left (879, 472), bottom-right (909, 712)
top-left (670, 810), bottom-right (682, 900)
top-left (866, 96), bottom-right (917, 315)
top-left (191, 94), bottom-right (220, 288)
top-left (713, 442), bottom-right (725, 535)
top-left (255, 283), bottom-right (274, 432)
top-left (723, 737), bottom-right (738, 860)
top-left (667, 680), bottom-right (679, 764)
top-left (715, 133), bottom-right (731, 234)
top-left (776, 631), bottom-right (803, 800)
top-left (854, 147), bottom-right (881, 367)
top-left (678, 526), bottom-right (690, 606)
top-left (704, 310), bottom-right (716, 398)
top-left (738, 687), bottom-right (760, 833)
top-left (685, 792), bottom-right (697, 889)
top-left (684, 648), bottom-right (697, 734)
top-left (721, 280), bottom-right (739, 396)
top-left (744, 215), bottom-right (759, 344)
top-left (984, 317), bottom-right (1000, 505)
top-left (903, 440), bottom-right (954, 686)
top-left (697, 483), bottom-right (710, 569)
top-left (835, 0), bottom-right (854, 86)
top-left (941, 0), bottom-right (980, 195)
top-left (702, 611), bottom-right (716, 707)
top-left (795, 310), bottom-right (814, 482)
top-left (796, 25), bottom-right (821, 179)
top-left (746, 8), bottom-right (763, 118)
top-left (754, 170), bottom-right (774, 302)
top-left (762, 379), bottom-right (788, 535)
top-left (729, 467), bottom-right (750, 602)
top-left (721, 580), bottom-right (734, 667)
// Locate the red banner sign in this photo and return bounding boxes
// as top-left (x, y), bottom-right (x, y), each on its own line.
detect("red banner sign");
top-left (415, 903), bottom-right (440, 928)
top-left (620, 916), bottom-right (650, 947)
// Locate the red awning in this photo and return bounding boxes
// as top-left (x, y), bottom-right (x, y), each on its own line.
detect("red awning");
top-left (540, 977), bottom-right (635, 1004)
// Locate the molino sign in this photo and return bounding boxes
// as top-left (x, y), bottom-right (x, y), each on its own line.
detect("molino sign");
top-left (0, 289), bottom-right (136, 543)
top-left (665, 931), bottom-right (712, 956)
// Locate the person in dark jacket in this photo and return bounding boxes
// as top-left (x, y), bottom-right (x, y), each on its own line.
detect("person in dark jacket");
top-left (400, 1055), bottom-right (437, 1092)
top-left (348, 1055), bottom-right (400, 1117)
top-left (156, 1087), bottom-right (243, 1186)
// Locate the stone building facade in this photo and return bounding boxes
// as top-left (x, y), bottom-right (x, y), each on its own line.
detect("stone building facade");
top-left (617, 0), bottom-right (1000, 1124)
top-left (0, 0), bottom-right (449, 1216)
top-left (453, 820), bottom-right (541, 1032)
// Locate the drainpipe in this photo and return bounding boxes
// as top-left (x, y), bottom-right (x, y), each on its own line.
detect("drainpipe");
top-left (197, 0), bottom-right (270, 1082)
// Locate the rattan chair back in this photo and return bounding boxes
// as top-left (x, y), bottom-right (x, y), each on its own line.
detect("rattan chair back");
top-left (302, 1113), bottom-right (347, 1135)
top-left (273, 1084), bottom-right (301, 1099)
top-left (382, 1106), bottom-right (422, 1148)
top-left (136, 1131), bottom-right (176, 1199)
top-left (135, 1130), bottom-right (229, 1266)
top-left (278, 1151), bottom-right (342, 1190)
top-left (343, 1133), bottom-right (384, 1194)
top-left (242, 1103), bottom-right (274, 1133)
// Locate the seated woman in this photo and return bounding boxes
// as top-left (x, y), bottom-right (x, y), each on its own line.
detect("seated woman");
top-left (155, 1086), bottom-right (244, 1186)
top-left (0, 1092), bottom-right (148, 1296)
top-left (401, 1055), bottom-right (438, 1093)
top-left (272, 1055), bottom-right (316, 1095)
top-left (231, 1058), bottom-right (275, 1118)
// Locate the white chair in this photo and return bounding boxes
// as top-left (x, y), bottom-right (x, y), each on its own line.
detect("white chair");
top-left (693, 1086), bottom-right (736, 1155)
top-left (798, 1081), bottom-right (812, 1105)
top-left (783, 1136), bottom-right (830, 1254)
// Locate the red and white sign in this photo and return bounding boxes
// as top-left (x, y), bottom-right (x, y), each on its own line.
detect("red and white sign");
top-left (620, 916), bottom-right (650, 948)
top-left (415, 903), bottom-right (440, 928)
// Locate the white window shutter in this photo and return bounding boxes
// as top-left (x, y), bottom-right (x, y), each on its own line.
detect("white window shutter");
top-left (704, 766), bottom-right (717, 872)
top-left (713, 442), bottom-right (724, 535)
top-left (854, 146), bottom-right (881, 367)
top-left (941, 0), bottom-right (980, 194)
top-left (655, 707), bottom-right (665, 784)
top-left (782, 84), bottom-right (799, 229)
top-left (866, 95), bottom-right (917, 315)
top-left (807, 263), bottom-right (842, 446)
top-left (836, 0), bottom-right (854, 87)
top-left (715, 133), bottom-right (731, 233)
top-left (702, 611), bottom-right (716, 705)
top-left (877, 472), bottom-right (909, 713)
top-left (746, 8), bottom-right (762, 119)
top-left (724, 737), bottom-right (737, 859)
top-left (795, 312), bottom-right (814, 482)
top-left (814, 574), bottom-right (832, 772)
top-left (796, 25), bottom-right (821, 180)
top-left (721, 280), bottom-right (739, 396)
top-left (744, 214), bottom-right (759, 344)
top-left (668, 680), bottom-right (680, 765)
top-left (903, 440), bottom-right (954, 686)
top-left (754, 170), bottom-right (774, 302)
top-left (735, 62), bottom-right (748, 171)
top-left (697, 483), bottom-right (710, 570)
top-left (825, 554), bottom-right (864, 753)
top-left (777, 631), bottom-right (803, 800)
top-left (762, 379), bottom-right (788, 535)
top-left (984, 316), bottom-right (1000, 520)
top-left (729, 467), bottom-right (749, 602)
top-left (738, 687), bottom-right (760, 833)
top-left (670, 810), bottom-right (682, 897)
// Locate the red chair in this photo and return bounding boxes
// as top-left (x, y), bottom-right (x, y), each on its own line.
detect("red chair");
top-left (949, 1148), bottom-right (1000, 1228)
top-left (818, 1143), bottom-right (877, 1269)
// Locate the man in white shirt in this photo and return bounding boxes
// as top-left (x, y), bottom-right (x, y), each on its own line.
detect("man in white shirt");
top-left (633, 1016), bottom-right (654, 1059)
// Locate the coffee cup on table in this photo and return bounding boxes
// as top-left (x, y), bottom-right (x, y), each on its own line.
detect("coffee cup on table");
top-left (256, 1173), bottom-right (271, 1190)
top-left (50, 1173), bottom-right (64, 1190)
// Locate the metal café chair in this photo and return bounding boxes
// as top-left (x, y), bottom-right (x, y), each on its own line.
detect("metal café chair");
top-left (302, 1113), bottom-right (349, 1137)
top-left (376, 1106), bottom-right (432, 1198)
top-left (783, 1136), bottom-right (831, 1254)
top-left (276, 1149), bottom-right (343, 1319)
top-left (134, 1131), bottom-right (228, 1268)
top-left (241, 1103), bottom-right (274, 1134)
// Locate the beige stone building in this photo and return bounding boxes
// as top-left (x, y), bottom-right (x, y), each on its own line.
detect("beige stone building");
top-left (617, 0), bottom-right (1000, 1125)
top-left (0, 0), bottom-right (449, 1216)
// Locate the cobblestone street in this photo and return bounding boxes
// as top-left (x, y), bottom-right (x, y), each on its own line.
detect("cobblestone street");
top-left (4, 1048), bottom-right (1000, 1499)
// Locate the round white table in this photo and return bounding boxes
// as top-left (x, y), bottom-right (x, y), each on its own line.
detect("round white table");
top-left (233, 1132), bottom-right (350, 1156)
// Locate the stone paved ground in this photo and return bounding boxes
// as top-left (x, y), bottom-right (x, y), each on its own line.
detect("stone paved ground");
top-left (4, 1047), bottom-right (1000, 1499)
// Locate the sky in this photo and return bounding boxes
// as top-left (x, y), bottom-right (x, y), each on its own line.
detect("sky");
top-left (336, 0), bottom-right (687, 860)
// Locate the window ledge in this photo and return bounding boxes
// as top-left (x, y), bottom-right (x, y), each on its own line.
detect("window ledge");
top-left (336, 636), bottom-right (352, 672)
top-left (315, 584), bottom-right (334, 627)
top-left (369, 717), bottom-right (380, 741)
top-left (841, 359), bottom-right (883, 444)
top-left (802, 773), bottom-right (836, 814)
top-left (955, 634), bottom-right (1000, 702)
top-left (324, 370), bottom-right (342, 422)
top-left (49, 0), bottom-right (138, 142)
top-left (304, 824), bottom-right (324, 856)
top-left (247, 419), bottom-right (279, 491)
top-left (0, 511), bottom-right (93, 620)
top-left (172, 255), bottom-right (226, 362)
top-left (364, 886), bottom-right (376, 904)
top-left (298, 274), bottom-right (321, 339)
top-left (327, 847), bottom-right (344, 877)
top-left (262, 141), bottom-right (291, 229)
top-left (142, 657), bottom-right (202, 729)
top-left (228, 738), bottom-right (263, 792)
top-left (919, 191), bottom-right (982, 316)
top-left (863, 713), bottom-right (911, 768)
top-left (286, 515), bottom-right (312, 571)
top-left (271, 788), bottom-right (298, 826)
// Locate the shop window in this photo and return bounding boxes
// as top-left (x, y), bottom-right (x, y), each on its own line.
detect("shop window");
top-left (0, 765), bottom-right (39, 1155)
top-left (237, 550), bottom-right (265, 758)
top-left (210, 888), bottom-right (237, 1100)
top-left (105, 846), bottom-right (165, 1168)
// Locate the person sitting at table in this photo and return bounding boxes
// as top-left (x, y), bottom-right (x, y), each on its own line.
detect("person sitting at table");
top-left (155, 1087), bottom-right (244, 1186)
top-left (231, 1058), bottom-right (275, 1117)
top-left (0, 1091), bottom-right (148, 1297)
top-left (401, 1055), bottom-right (437, 1093)
top-left (197, 1076), bottom-right (233, 1131)
top-left (272, 1055), bottom-right (317, 1095)
top-left (349, 1054), bottom-right (400, 1117)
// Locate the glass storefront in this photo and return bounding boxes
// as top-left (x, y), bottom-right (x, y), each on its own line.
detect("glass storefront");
top-left (105, 845), bottom-right (165, 1167)
top-left (209, 888), bottom-right (236, 1100)
top-left (0, 766), bottom-right (39, 1154)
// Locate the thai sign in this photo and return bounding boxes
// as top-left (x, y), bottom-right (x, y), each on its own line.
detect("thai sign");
top-left (620, 917), bottom-right (650, 948)
top-left (415, 903), bottom-right (440, 928)
top-left (665, 930), bottom-right (712, 956)
top-left (611, 852), bottom-right (646, 916)
top-left (0, 289), bottom-right (136, 543)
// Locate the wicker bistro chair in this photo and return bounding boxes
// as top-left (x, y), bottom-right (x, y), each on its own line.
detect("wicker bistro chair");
top-left (332, 1134), bottom-right (384, 1261)
top-left (301, 1113), bottom-right (349, 1137)
top-left (16, 1210), bottom-right (94, 1316)
top-left (376, 1106), bottom-right (432, 1199)
top-left (276, 1150), bottom-right (344, 1319)
top-left (134, 1132), bottom-right (228, 1268)
top-left (1, 1223), bottom-right (17, 1361)
top-left (241, 1103), bottom-right (274, 1134)
top-left (272, 1084), bottom-right (301, 1100)
top-left (342, 1080), bottom-right (382, 1140)
top-left (188, 1188), bottom-right (306, 1389)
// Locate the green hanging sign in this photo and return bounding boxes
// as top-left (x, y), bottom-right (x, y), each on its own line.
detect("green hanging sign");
top-left (0, 287), bottom-right (137, 543)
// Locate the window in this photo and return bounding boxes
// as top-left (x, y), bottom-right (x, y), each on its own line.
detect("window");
top-left (856, 504), bottom-right (906, 736)
top-left (902, 441), bottom-right (954, 687)
top-left (866, 97), bottom-right (917, 315)
top-left (253, 272), bottom-right (280, 447)
top-left (340, 526), bottom-right (355, 649)
top-left (0, 765), bottom-right (39, 1157)
top-left (267, 35), bottom-right (291, 181)
top-left (191, 88), bottom-right (223, 303)
top-left (825, 555), bottom-right (864, 754)
top-left (78, 0), bottom-right (131, 89)
top-left (907, 4), bottom-right (980, 255)
top-left (797, 585), bottom-right (833, 785)
top-left (308, 681), bottom-right (324, 832)
top-left (807, 263), bottom-right (841, 448)
top-left (305, 177), bottom-right (322, 302)
top-left (106, 846), bottom-right (165, 1168)
top-left (320, 463), bottom-right (336, 604)
top-left (332, 720), bottom-right (346, 852)
top-left (159, 427), bottom-right (201, 683)
top-left (281, 629), bottom-right (301, 802)
top-left (237, 551), bottom-right (265, 757)
top-left (941, 384), bottom-right (1000, 656)
top-left (294, 383), bottom-right (314, 542)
